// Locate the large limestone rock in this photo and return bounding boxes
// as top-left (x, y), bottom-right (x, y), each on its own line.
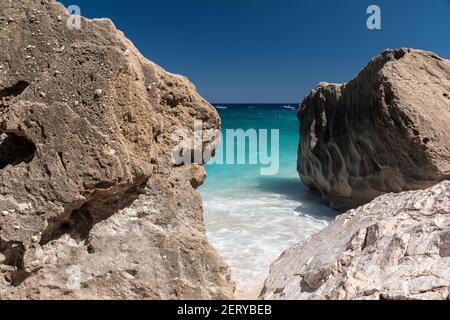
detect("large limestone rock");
top-left (0, 0), bottom-right (234, 299)
top-left (261, 181), bottom-right (450, 300)
top-left (298, 49), bottom-right (450, 211)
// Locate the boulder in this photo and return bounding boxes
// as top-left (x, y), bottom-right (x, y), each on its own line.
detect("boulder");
top-left (261, 181), bottom-right (450, 300)
top-left (298, 49), bottom-right (450, 211)
top-left (0, 0), bottom-right (233, 299)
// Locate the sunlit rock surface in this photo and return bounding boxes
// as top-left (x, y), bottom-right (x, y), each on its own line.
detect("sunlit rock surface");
top-left (0, 0), bottom-right (233, 299)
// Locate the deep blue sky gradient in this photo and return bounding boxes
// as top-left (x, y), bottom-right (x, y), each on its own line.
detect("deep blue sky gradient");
top-left (60, 0), bottom-right (450, 103)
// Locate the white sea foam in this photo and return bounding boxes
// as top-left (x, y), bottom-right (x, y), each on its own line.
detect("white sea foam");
top-left (200, 104), bottom-right (335, 294)
top-left (202, 192), bottom-right (333, 293)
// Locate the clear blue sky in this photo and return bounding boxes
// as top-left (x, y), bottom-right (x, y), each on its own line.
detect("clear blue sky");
top-left (60, 0), bottom-right (450, 103)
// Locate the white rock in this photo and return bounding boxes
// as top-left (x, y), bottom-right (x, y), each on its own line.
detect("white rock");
top-left (262, 181), bottom-right (450, 300)
top-left (30, 260), bottom-right (40, 267)
top-left (18, 203), bottom-right (31, 212)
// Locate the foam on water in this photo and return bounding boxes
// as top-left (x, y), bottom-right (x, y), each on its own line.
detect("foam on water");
top-left (203, 193), bottom-right (331, 291)
top-left (199, 104), bottom-right (336, 293)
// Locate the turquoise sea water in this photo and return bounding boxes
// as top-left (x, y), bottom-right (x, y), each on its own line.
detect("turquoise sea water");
top-left (199, 104), bottom-right (336, 292)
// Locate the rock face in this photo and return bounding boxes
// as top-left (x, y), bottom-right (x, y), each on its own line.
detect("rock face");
top-left (0, 0), bottom-right (234, 299)
top-left (261, 181), bottom-right (450, 300)
top-left (298, 49), bottom-right (450, 211)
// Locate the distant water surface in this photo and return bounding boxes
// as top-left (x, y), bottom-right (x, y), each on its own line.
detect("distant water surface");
top-left (199, 104), bottom-right (336, 293)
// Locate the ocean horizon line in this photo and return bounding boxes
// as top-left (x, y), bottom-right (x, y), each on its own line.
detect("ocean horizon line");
top-left (211, 103), bottom-right (300, 105)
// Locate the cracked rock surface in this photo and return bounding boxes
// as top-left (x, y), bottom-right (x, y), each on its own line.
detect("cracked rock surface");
top-left (261, 181), bottom-right (450, 300)
top-left (0, 0), bottom-right (234, 299)
top-left (298, 49), bottom-right (450, 211)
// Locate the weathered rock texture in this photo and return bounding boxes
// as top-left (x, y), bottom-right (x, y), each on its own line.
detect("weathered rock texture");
top-left (261, 181), bottom-right (450, 300)
top-left (0, 0), bottom-right (234, 299)
top-left (298, 49), bottom-right (450, 211)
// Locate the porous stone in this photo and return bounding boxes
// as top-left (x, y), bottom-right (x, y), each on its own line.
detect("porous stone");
top-left (0, 0), bottom-right (233, 299)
